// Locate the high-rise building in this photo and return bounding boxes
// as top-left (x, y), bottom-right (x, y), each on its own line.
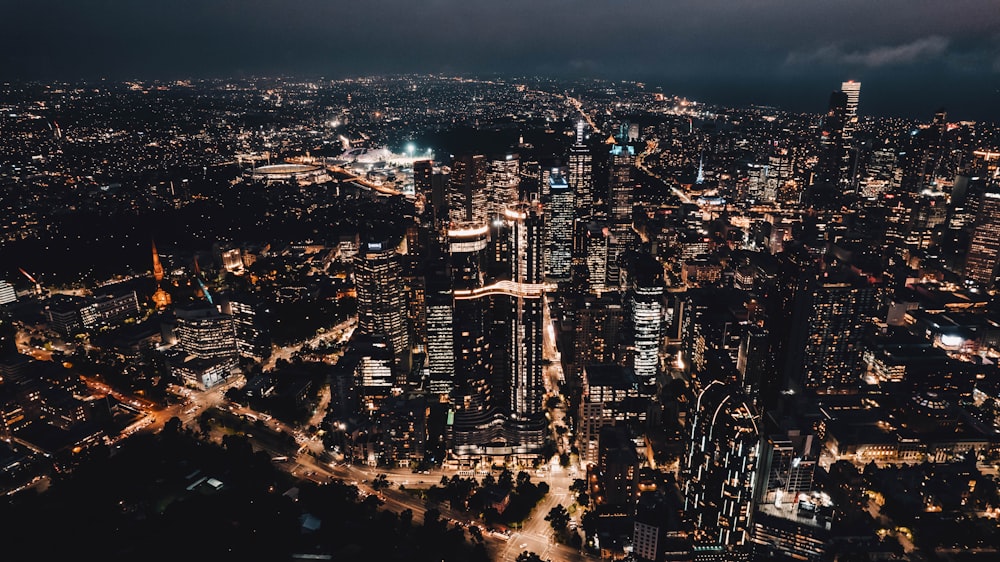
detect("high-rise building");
top-left (608, 144), bottom-right (636, 224)
top-left (840, 80), bottom-right (861, 187)
top-left (355, 235), bottom-right (412, 379)
top-left (500, 203), bottom-right (548, 450)
top-left (783, 267), bottom-right (879, 393)
top-left (683, 381), bottom-right (761, 550)
top-left (488, 152), bottom-right (521, 218)
top-left (569, 120), bottom-right (594, 221)
top-left (0, 280), bottom-right (17, 306)
top-left (545, 169), bottom-right (574, 280)
top-left (447, 221), bottom-right (503, 454)
top-left (425, 271), bottom-right (455, 397)
top-left (623, 252), bottom-right (665, 388)
top-left (964, 186), bottom-right (1000, 290)
top-left (173, 303), bottom-right (238, 361)
top-left (448, 154), bottom-right (489, 227)
top-left (810, 90), bottom-right (849, 207)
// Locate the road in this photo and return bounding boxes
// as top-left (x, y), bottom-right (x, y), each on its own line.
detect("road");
top-left (635, 142), bottom-right (693, 205)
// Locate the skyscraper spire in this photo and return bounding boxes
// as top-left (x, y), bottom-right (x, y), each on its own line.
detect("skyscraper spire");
top-left (696, 152), bottom-right (705, 185)
top-left (152, 239), bottom-right (164, 283)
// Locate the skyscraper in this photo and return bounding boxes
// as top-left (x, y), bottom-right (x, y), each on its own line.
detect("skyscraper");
top-left (355, 235), bottom-right (412, 379)
top-left (783, 267), bottom-right (879, 393)
top-left (840, 80), bottom-right (861, 191)
top-left (569, 120), bottom-right (594, 220)
top-left (545, 168), bottom-right (574, 280)
top-left (964, 186), bottom-right (1000, 290)
top-left (501, 203), bottom-right (548, 450)
top-left (683, 381), bottom-right (761, 550)
top-left (448, 153), bottom-right (489, 227)
top-left (623, 252), bottom-right (665, 389)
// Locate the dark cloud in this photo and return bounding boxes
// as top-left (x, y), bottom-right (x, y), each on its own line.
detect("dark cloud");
top-left (2, 0), bottom-right (999, 121)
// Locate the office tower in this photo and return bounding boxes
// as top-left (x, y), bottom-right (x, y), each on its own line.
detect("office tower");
top-left (736, 324), bottom-right (770, 400)
top-left (963, 186), bottom-right (1000, 290)
top-left (173, 303), bottom-right (238, 361)
top-left (0, 280), bottom-right (16, 306)
top-left (840, 80), bottom-right (861, 188)
top-left (501, 203), bottom-right (548, 450)
top-left (219, 293), bottom-right (271, 361)
top-left (403, 225), bottom-right (428, 354)
top-left (810, 90), bottom-right (849, 207)
top-left (448, 153), bottom-right (488, 227)
top-left (545, 168), bottom-right (574, 280)
top-left (783, 267), bottom-right (879, 393)
top-left (569, 120), bottom-right (594, 220)
top-left (573, 292), bottom-right (624, 378)
top-left (608, 144), bottom-right (635, 223)
top-left (447, 220), bottom-right (503, 453)
top-left (590, 424), bottom-right (639, 512)
top-left (607, 144), bottom-right (638, 289)
top-left (751, 427), bottom-right (830, 562)
top-left (683, 381), bottom-right (761, 550)
top-left (585, 221), bottom-right (610, 295)
top-left (425, 271), bottom-right (455, 397)
top-left (355, 235), bottom-right (412, 379)
top-left (623, 252), bottom-right (665, 388)
top-left (415, 159), bottom-right (449, 226)
top-left (350, 333), bottom-right (395, 414)
top-left (487, 152), bottom-right (520, 218)
top-left (756, 429), bottom-right (816, 505)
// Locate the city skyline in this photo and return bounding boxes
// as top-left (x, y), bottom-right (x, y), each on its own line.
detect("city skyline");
top-left (3, 53), bottom-right (1000, 561)
top-left (2, 1), bottom-right (1000, 122)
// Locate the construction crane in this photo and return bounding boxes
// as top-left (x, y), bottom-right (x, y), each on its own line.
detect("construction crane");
top-left (18, 268), bottom-right (43, 296)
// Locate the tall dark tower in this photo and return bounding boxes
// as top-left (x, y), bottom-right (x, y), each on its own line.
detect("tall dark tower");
top-left (809, 90), bottom-right (849, 208)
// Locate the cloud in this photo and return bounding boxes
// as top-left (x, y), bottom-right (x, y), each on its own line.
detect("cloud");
top-left (786, 36), bottom-right (950, 68)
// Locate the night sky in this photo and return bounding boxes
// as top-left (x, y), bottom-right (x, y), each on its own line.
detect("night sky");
top-left (3, 0), bottom-right (999, 122)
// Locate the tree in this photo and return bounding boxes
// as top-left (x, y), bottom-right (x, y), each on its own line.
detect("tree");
top-left (545, 504), bottom-right (570, 532)
top-left (516, 552), bottom-right (545, 562)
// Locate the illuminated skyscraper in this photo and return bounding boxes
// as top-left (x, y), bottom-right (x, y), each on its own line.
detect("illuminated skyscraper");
top-left (683, 381), bottom-right (761, 551)
top-left (623, 252), bottom-right (665, 388)
top-left (425, 271), bottom-right (455, 397)
top-left (447, 220), bottom-right (503, 453)
top-left (840, 80), bottom-right (861, 190)
top-left (964, 186), bottom-right (1000, 290)
top-left (355, 235), bottom-right (412, 379)
top-left (500, 203), bottom-right (548, 450)
top-left (783, 268), bottom-right (879, 393)
top-left (487, 152), bottom-right (520, 219)
top-left (545, 169), bottom-right (574, 280)
top-left (448, 154), bottom-right (489, 227)
top-left (569, 120), bottom-right (594, 220)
